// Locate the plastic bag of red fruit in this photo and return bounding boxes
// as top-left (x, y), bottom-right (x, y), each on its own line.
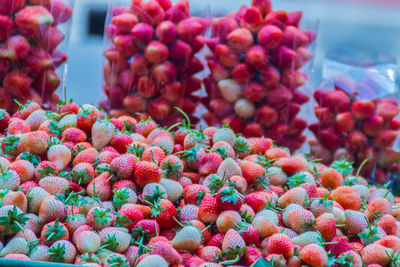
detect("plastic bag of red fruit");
top-left (308, 49), bottom-right (400, 185)
top-left (0, 0), bottom-right (74, 113)
top-left (99, 0), bottom-right (211, 126)
top-left (200, 0), bottom-right (318, 153)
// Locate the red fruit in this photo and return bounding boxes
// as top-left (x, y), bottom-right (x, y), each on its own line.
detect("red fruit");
top-left (177, 17), bottom-right (207, 43)
top-left (272, 46), bottom-right (297, 69)
top-left (281, 69), bottom-right (307, 90)
top-left (40, 27), bottom-right (64, 52)
top-left (0, 0), bottom-right (25, 14)
top-left (245, 45), bottom-right (269, 68)
top-left (241, 7), bottom-right (264, 31)
top-left (259, 65), bottom-right (280, 87)
top-left (152, 61), bottom-right (177, 84)
top-left (3, 71), bottom-right (32, 96)
top-left (335, 112), bottom-right (355, 133)
top-left (155, 20), bottom-right (177, 44)
top-left (372, 130), bottom-right (397, 147)
top-left (215, 44), bottom-right (240, 68)
top-left (326, 90), bottom-right (350, 113)
top-left (211, 17), bottom-right (237, 40)
top-left (243, 123), bottom-right (265, 138)
top-left (318, 128), bottom-right (342, 150)
top-left (137, 76), bottom-right (158, 98)
top-left (255, 105), bottom-right (278, 127)
top-left (265, 85), bottom-right (293, 108)
top-left (351, 100), bottom-right (375, 119)
top-left (232, 64), bottom-right (254, 84)
top-left (0, 15), bottom-right (14, 42)
top-left (15, 6), bottom-right (53, 37)
top-left (258, 25), bottom-right (283, 49)
top-left (282, 26), bottom-right (309, 49)
top-left (131, 23), bottom-right (154, 43)
top-left (315, 107), bottom-right (335, 127)
top-left (376, 102), bottom-right (400, 120)
top-left (112, 13), bottom-right (138, 32)
top-left (151, 199), bottom-right (177, 229)
top-left (266, 233), bottom-right (294, 258)
top-left (325, 236), bottom-right (352, 257)
top-left (165, 0), bottom-right (189, 23)
top-left (138, 0), bottom-right (165, 26)
top-left (0, 35), bottom-right (30, 61)
top-left (362, 115), bottom-right (384, 136)
top-left (227, 28), bottom-right (254, 52)
top-left (299, 244), bottom-right (328, 267)
top-left (345, 130), bottom-right (367, 152)
top-left (145, 40), bottom-right (169, 64)
top-left (216, 187), bottom-right (244, 211)
top-left (110, 134), bottom-right (133, 153)
top-left (34, 69), bottom-right (60, 96)
top-left (134, 161), bottom-right (162, 188)
top-left (61, 127), bottom-right (87, 144)
top-left (114, 35), bottom-right (139, 58)
top-left (148, 98), bottom-right (172, 121)
top-left (244, 82), bottom-right (267, 103)
top-left (252, 0), bottom-right (272, 15)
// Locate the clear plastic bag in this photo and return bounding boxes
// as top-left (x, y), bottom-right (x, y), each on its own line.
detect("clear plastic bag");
top-left (200, 0), bottom-right (317, 152)
top-left (99, 0), bottom-right (210, 126)
top-left (309, 49), bottom-right (400, 184)
top-left (0, 0), bottom-right (74, 112)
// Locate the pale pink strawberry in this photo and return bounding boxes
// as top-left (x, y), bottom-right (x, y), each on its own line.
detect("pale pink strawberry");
top-left (38, 196), bottom-right (67, 224)
top-left (92, 118), bottom-right (115, 151)
top-left (20, 131), bottom-right (49, 155)
top-left (47, 144), bottom-right (71, 171)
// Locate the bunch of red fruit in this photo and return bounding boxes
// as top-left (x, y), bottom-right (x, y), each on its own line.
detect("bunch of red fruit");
top-left (0, 0), bottom-right (73, 112)
top-left (201, 0), bottom-right (316, 152)
top-left (100, 0), bottom-right (209, 126)
top-left (309, 77), bottom-right (400, 184)
top-left (0, 100), bottom-right (399, 266)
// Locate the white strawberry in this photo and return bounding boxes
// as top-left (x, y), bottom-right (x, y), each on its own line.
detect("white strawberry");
top-left (92, 117), bottom-right (115, 151)
top-left (48, 144), bottom-right (71, 171)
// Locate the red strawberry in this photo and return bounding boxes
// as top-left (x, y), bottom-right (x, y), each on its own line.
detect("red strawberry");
top-left (198, 193), bottom-right (219, 224)
top-left (134, 161), bottom-right (162, 188)
top-left (216, 187), bottom-right (244, 211)
top-left (299, 244), bottom-right (328, 267)
top-left (151, 199), bottom-right (177, 229)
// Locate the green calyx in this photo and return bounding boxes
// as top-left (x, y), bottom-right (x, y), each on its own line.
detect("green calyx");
top-left (106, 254), bottom-right (129, 267)
top-left (287, 173), bottom-right (307, 188)
top-left (0, 206), bottom-right (28, 236)
top-left (161, 160), bottom-right (182, 179)
top-left (234, 139), bottom-right (249, 154)
top-left (2, 135), bottom-right (20, 154)
top-left (37, 165), bottom-right (58, 179)
top-left (45, 219), bottom-right (67, 243)
top-left (112, 188), bottom-right (130, 209)
top-left (48, 243), bottom-right (66, 262)
top-left (18, 152), bottom-right (41, 166)
top-left (331, 157), bottom-right (354, 176)
top-left (128, 143), bottom-right (145, 158)
top-left (220, 187), bottom-right (244, 205)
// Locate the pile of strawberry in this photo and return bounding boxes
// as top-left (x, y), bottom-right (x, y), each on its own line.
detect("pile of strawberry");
top-left (0, 0), bottom-right (72, 112)
top-left (100, 0), bottom-right (208, 126)
top-left (0, 100), bottom-right (399, 267)
top-left (309, 77), bottom-right (400, 184)
top-left (201, 0), bottom-right (315, 152)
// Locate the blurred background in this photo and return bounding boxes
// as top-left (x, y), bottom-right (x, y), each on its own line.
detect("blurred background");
top-left (66, 0), bottom-right (400, 104)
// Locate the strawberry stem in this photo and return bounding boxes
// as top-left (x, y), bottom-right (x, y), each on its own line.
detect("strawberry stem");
top-left (175, 107), bottom-right (191, 128)
top-left (172, 216), bottom-right (186, 228)
top-left (167, 122), bottom-right (182, 132)
top-left (219, 255), bottom-right (240, 265)
top-left (201, 224), bottom-right (212, 233)
top-left (356, 159), bottom-right (368, 178)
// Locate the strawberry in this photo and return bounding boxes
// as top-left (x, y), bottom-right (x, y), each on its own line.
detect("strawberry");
top-left (320, 167), bottom-right (343, 189)
top-left (151, 199), bottom-right (177, 229)
top-left (198, 193), bottom-right (219, 224)
top-left (215, 186), bottom-right (244, 211)
top-left (47, 144), bottom-right (71, 171)
top-left (61, 127), bottom-right (87, 144)
top-left (217, 158), bottom-right (242, 179)
top-left (151, 241), bottom-right (182, 265)
top-left (48, 240), bottom-right (77, 263)
top-left (198, 152), bottom-right (223, 176)
top-left (287, 209), bottom-right (315, 234)
top-left (222, 229), bottom-right (246, 260)
top-left (41, 219), bottom-right (69, 245)
top-left (240, 160), bottom-right (266, 184)
top-left (92, 117), bottom-right (116, 151)
top-left (299, 244), bottom-right (328, 267)
top-left (110, 154), bottom-right (138, 180)
top-left (377, 214), bottom-right (399, 236)
top-left (252, 215), bottom-right (279, 239)
top-left (362, 243), bottom-right (392, 266)
top-left (172, 226), bottom-right (202, 251)
top-left (0, 237), bottom-right (29, 257)
top-left (344, 210), bottom-right (368, 235)
top-left (86, 172), bottom-right (111, 201)
top-left (329, 186), bottom-right (362, 211)
top-left (266, 233), bottom-right (294, 258)
top-left (72, 147), bottom-right (99, 166)
top-left (278, 187), bottom-right (307, 208)
top-left (136, 254), bottom-right (168, 267)
top-left (39, 176), bottom-right (69, 195)
top-left (38, 195), bottom-right (67, 224)
top-left (134, 161), bottom-right (162, 188)
top-left (86, 207), bottom-right (114, 231)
